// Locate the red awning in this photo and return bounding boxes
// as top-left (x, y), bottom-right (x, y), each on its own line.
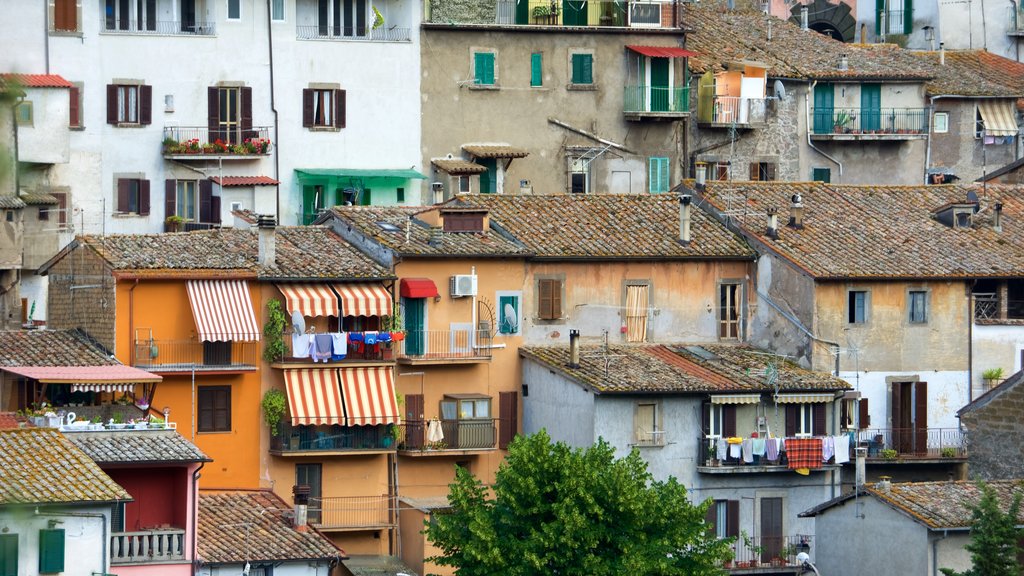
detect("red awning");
top-left (0, 365), bottom-right (162, 384)
top-left (400, 278), bottom-right (439, 299)
top-left (626, 45), bottom-right (698, 58)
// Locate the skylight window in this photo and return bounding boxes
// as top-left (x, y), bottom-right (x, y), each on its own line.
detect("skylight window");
top-left (377, 221), bottom-right (402, 232)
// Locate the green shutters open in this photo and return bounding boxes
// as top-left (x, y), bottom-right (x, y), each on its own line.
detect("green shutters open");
top-left (571, 54), bottom-right (593, 85)
top-left (38, 529), bottom-right (64, 574)
top-left (531, 53), bottom-right (543, 87)
top-left (0, 534), bottom-right (16, 576)
top-left (649, 157), bottom-right (670, 193)
top-left (474, 52), bottom-right (495, 85)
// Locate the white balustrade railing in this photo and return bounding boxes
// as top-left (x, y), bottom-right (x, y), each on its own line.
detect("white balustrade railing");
top-left (110, 530), bottom-right (186, 564)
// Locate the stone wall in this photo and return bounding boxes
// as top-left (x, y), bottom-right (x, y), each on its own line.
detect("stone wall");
top-left (429, 0), bottom-right (494, 24)
top-left (960, 375), bottom-right (1024, 480)
top-left (46, 244), bottom-right (116, 351)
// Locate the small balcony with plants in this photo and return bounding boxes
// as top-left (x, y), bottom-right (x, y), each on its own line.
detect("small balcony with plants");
top-left (397, 419), bottom-right (498, 455)
top-left (162, 127), bottom-right (272, 160)
top-left (623, 85), bottom-right (690, 120)
top-left (100, 0), bottom-right (216, 36)
top-left (697, 435), bottom-right (842, 474)
top-left (448, 0), bottom-right (665, 27)
top-left (722, 534), bottom-right (813, 572)
top-left (856, 427), bottom-right (966, 462)
top-left (810, 108), bottom-right (928, 140)
top-left (270, 422), bottom-right (399, 455)
top-left (295, 0), bottom-right (412, 41)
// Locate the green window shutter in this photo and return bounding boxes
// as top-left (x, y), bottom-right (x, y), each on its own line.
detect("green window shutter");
top-left (649, 157), bottom-right (669, 193)
top-left (38, 529), bottom-right (64, 574)
top-left (498, 295), bottom-right (519, 334)
top-left (875, 0), bottom-right (883, 36)
top-left (531, 53), bottom-right (543, 87)
top-left (474, 52), bottom-right (495, 85)
top-left (0, 534), bottom-right (17, 576)
top-left (903, 0), bottom-right (912, 34)
top-left (572, 54), bottom-right (593, 85)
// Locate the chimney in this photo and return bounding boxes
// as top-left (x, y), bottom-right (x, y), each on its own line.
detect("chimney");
top-left (800, 6), bottom-right (808, 30)
top-left (292, 484), bottom-right (311, 531)
top-left (788, 193), bottom-right (805, 228)
top-left (838, 54), bottom-right (849, 71)
top-left (766, 208), bottom-right (779, 239)
top-left (855, 447), bottom-right (867, 489)
top-left (428, 226), bottom-right (443, 247)
top-left (876, 475), bottom-right (892, 494)
top-left (994, 202), bottom-right (1003, 231)
top-left (939, 42), bottom-right (945, 65)
top-left (679, 194), bottom-right (692, 245)
top-left (568, 330), bottom-right (580, 368)
top-left (257, 215), bottom-right (277, 267)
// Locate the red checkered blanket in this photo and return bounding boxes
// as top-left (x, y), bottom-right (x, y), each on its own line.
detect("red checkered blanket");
top-left (786, 438), bottom-right (823, 470)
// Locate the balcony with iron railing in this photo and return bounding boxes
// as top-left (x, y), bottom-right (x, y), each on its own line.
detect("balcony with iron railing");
top-left (271, 422), bottom-right (396, 454)
top-left (441, 0), bottom-right (663, 26)
top-left (162, 127), bottom-right (272, 159)
top-left (396, 329), bottom-right (493, 364)
top-left (811, 107), bottom-right (928, 140)
top-left (700, 96), bottom-right (768, 127)
top-left (973, 294), bottom-right (1024, 325)
top-left (101, 19), bottom-right (216, 35)
top-left (723, 535), bottom-right (812, 571)
top-left (397, 419), bottom-right (497, 454)
top-left (110, 529), bottom-right (187, 565)
top-left (133, 339), bottom-right (259, 373)
top-left (697, 436), bottom-right (841, 473)
top-left (272, 331), bottom-right (399, 367)
top-left (309, 495), bottom-right (396, 531)
top-left (855, 427), bottom-right (966, 461)
top-left (623, 86), bottom-right (690, 120)
top-left (296, 24), bottom-right (411, 41)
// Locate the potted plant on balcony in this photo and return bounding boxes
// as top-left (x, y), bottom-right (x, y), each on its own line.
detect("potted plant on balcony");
top-left (383, 423), bottom-right (399, 448)
top-left (165, 214), bottom-right (186, 233)
top-left (982, 367), bottom-right (1005, 389)
top-left (262, 389), bottom-right (287, 436)
top-left (532, 4), bottom-right (551, 22)
top-left (881, 448), bottom-right (899, 460)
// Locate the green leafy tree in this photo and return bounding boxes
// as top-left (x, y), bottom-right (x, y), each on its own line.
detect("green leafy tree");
top-left (426, 430), bottom-right (732, 576)
top-left (941, 481), bottom-right (1023, 576)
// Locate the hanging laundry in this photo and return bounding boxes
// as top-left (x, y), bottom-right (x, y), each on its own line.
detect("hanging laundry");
top-left (729, 442), bottom-right (742, 459)
top-left (313, 334), bottom-right (333, 363)
top-left (716, 438), bottom-right (727, 461)
top-left (378, 331), bottom-right (392, 343)
top-left (292, 333), bottom-right (310, 359)
top-left (364, 331), bottom-right (379, 346)
top-left (752, 437), bottom-right (766, 457)
top-left (822, 436), bottom-right (835, 462)
top-left (331, 332), bottom-right (348, 360)
top-left (834, 434), bottom-right (851, 464)
top-left (786, 438), bottom-right (823, 470)
top-left (765, 437), bottom-right (779, 461)
top-left (742, 439), bottom-right (754, 463)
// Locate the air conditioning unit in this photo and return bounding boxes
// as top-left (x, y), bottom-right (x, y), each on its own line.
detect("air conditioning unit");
top-left (450, 274), bottom-right (478, 297)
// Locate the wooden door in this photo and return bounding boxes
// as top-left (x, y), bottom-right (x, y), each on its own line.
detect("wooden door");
top-left (760, 497), bottom-right (783, 563)
top-left (562, 0), bottom-right (588, 25)
top-left (403, 297), bottom-right (425, 356)
top-left (649, 57), bottom-right (670, 112)
top-left (405, 393), bottom-right (424, 449)
top-left (914, 381), bottom-right (928, 455)
top-left (813, 83), bottom-right (834, 134)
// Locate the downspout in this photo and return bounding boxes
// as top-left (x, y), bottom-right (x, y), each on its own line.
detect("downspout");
top-left (968, 284), bottom-right (974, 404)
top-left (128, 279), bottom-right (139, 365)
top-left (43, 1), bottom-right (50, 74)
top-left (13, 95), bottom-right (23, 195)
top-left (267, 0), bottom-right (281, 223)
top-left (806, 81), bottom-right (843, 179)
top-left (932, 529), bottom-right (949, 576)
top-left (35, 508), bottom-right (109, 574)
top-left (191, 461), bottom-right (205, 576)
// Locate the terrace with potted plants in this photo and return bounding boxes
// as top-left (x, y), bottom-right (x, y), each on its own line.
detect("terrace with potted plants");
top-left (162, 128), bottom-right (272, 159)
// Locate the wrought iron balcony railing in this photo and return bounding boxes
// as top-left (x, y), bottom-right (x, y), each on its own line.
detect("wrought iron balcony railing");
top-left (102, 20), bottom-right (216, 35)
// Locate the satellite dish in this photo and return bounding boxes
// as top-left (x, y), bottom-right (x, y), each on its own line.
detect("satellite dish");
top-left (291, 310), bottom-right (306, 334)
top-left (503, 303), bottom-right (518, 331)
top-left (774, 80), bottom-right (787, 101)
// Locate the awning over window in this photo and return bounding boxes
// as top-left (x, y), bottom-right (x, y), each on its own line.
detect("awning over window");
top-left (338, 367), bottom-right (400, 426)
top-left (295, 168), bottom-right (427, 181)
top-left (186, 280), bottom-right (260, 342)
top-left (626, 45), bottom-right (698, 58)
top-left (277, 283), bottom-right (339, 317)
top-left (284, 368), bottom-right (345, 426)
top-left (775, 392), bottom-right (835, 404)
top-left (978, 101), bottom-right (1018, 137)
top-left (0, 365), bottom-right (162, 384)
top-left (711, 393), bottom-right (762, 405)
top-left (333, 283), bottom-right (393, 317)
top-left (400, 278), bottom-right (439, 299)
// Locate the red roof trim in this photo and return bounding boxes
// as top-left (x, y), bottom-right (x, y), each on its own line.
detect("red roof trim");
top-left (0, 365), bottom-right (162, 383)
top-left (0, 74), bottom-right (73, 88)
top-left (626, 45), bottom-right (698, 59)
top-left (209, 176), bottom-right (280, 187)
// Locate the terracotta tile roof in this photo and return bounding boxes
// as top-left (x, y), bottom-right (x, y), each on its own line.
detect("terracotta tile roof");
top-left (697, 181), bottom-right (1024, 279)
top-left (19, 193), bottom-right (58, 205)
top-left (0, 73), bottom-right (72, 88)
top-left (66, 430), bottom-right (210, 464)
top-left (454, 194), bottom-right (755, 259)
top-left (0, 412), bottom-right (29, 430)
top-left (198, 490), bottom-right (343, 564)
top-left (683, 6), bottom-right (933, 81)
top-left (0, 196), bottom-right (27, 209)
top-left (326, 205), bottom-right (531, 258)
top-left (431, 158), bottom-right (487, 175)
top-left (209, 176), bottom-right (280, 187)
top-left (0, 428), bottom-right (131, 505)
top-left (520, 343), bottom-right (848, 394)
top-left (913, 50), bottom-right (1024, 97)
top-left (0, 329), bottom-right (118, 368)
top-left (803, 480), bottom-right (1024, 530)
top-left (462, 145), bottom-right (530, 159)
top-left (78, 226), bottom-right (391, 280)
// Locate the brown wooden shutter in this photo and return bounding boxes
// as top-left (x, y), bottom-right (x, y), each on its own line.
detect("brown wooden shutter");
top-left (68, 86), bottom-right (80, 127)
top-left (197, 388), bottom-right (213, 431)
top-left (551, 280), bottom-right (563, 318)
top-left (213, 387), bottom-right (231, 430)
top-left (138, 179), bottom-right (150, 215)
top-left (785, 404), bottom-right (797, 437)
top-left (116, 179), bottom-right (130, 212)
top-left (210, 194), bottom-right (221, 224)
top-left (812, 402), bottom-right (826, 436)
top-left (914, 381), bottom-right (928, 454)
top-left (199, 179), bottom-right (213, 223)
top-left (891, 382), bottom-right (903, 429)
top-left (335, 89), bottom-right (346, 128)
top-left (726, 500), bottom-right (740, 538)
top-left (701, 401), bottom-right (710, 435)
top-left (165, 179), bottom-right (176, 218)
top-left (139, 84), bottom-right (152, 125)
top-left (749, 163), bottom-right (759, 181)
top-left (106, 84), bottom-right (118, 124)
top-left (723, 405), bottom-right (737, 437)
top-left (704, 500), bottom-right (717, 529)
top-left (766, 163), bottom-right (777, 181)
top-left (498, 391), bottom-right (518, 449)
top-left (207, 87), bottom-right (219, 139)
top-left (859, 398), bottom-right (870, 429)
top-left (302, 89), bottom-right (313, 127)
top-left (240, 86), bottom-right (253, 132)
top-left (405, 393), bottom-right (424, 449)
top-left (840, 399), bottom-right (849, 429)
top-left (538, 279), bottom-right (553, 320)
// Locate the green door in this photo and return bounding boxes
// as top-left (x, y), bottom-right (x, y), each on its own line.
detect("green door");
top-left (403, 297), bottom-right (425, 356)
top-left (515, 0), bottom-right (529, 23)
top-left (813, 83), bottom-right (834, 134)
top-left (302, 185), bottom-right (324, 225)
top-left (562, 0), bottom-right (587, 25)
top-left (478, 158), bottom-right (497, 194)
top-left (650, 57), bottom-right (670, 112)
top-left (860, 84), bottom-right (881, 132)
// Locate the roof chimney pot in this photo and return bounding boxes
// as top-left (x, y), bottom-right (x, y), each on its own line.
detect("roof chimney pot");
top-left (939, 42), bottom-right (945, 65)
top-left (766, 208), bottom-right (779, 239)
top-left (994, 202), bottom-right (1003, 232)
top-left (679, 194), bottom-right (693, 245)
top-left (877, 476), bottom-right (892, 494)
top-left (257, 215), bottom-right (277, 267)
top-left (568, 330), bottom-right (581, 368)
top-left (838, 54), bottom-right (849, 71)
top-left (800, 6), bottom-right (808, 30)
top-left (788, 194), bottom-right (805, 229)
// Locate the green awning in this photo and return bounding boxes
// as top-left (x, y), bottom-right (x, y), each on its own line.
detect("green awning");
top-left (295, 168), bottom-right (427, 180)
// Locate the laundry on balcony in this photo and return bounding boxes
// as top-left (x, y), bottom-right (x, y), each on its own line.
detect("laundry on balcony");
top-left (785, 438), bottom-right (822, 471)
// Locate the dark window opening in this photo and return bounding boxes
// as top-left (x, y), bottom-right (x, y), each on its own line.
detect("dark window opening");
top-left (848, 290), bottom-right (867, 324)
top-left (197, 386), bottom-right (231, 432)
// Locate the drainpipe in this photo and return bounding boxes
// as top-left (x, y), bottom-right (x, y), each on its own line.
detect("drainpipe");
top-left (806, 81), bottom-right (843, 180)
top-left (43, 1), bottom-right (49, 74)
top-left (191, 461), bottom-right (205, 576)
top-left (35, 508), bottom-right (109, 575)
top-left (932, 529), bottom-right (949, 576)
top-left (968, 283), bottom-right (974, 404)
top-left (267, 0), bottom-right (281, 223)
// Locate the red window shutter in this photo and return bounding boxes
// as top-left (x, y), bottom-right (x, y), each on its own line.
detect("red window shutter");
top-left (405, 394), bottom-right (424, 449)
top-left (165, 179), bottom-right (176, 218)
top-left (240, 86), bottom-right (253, 132)
top-left (207, 87), bottom-right (219, 137)
top-left (139, 85), bottom-right (152, 125)
top-left (812, 403), bottom-right (826, 436)
top-left (785, 404), bottom-right (797, 437)
top-left (335, 89), bottom-right (346, 129)
top-left (726, 500), bottom-right (740, 538)
top-left (116, 179), bottom-right (130, 212)
top-left (106, 84), bottom-right (118, 124)
top-left (858, 398), bottom-right (870, 429)
top-left (749, 163), bottom-right (759, 181)
top-left (498, 391), bottom-right (518, 449)
top-left (68, 86), bottom-right (80, 127)
top-left (302, 89), bottom-right (313, 127)
top-left (138, 180), bottom-right (151, 215)
top-left (723, 405), bottom-right (737, 437)
top-left (199, 179), bottom-right (213, 223)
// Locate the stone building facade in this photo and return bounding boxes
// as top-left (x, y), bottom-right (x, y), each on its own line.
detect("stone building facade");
top-left (958, 370), bottom-right (1024, 480)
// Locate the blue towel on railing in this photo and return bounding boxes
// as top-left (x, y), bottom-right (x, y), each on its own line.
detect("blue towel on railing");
top-left (364, 331), bottom-right (379, 345)
top-left (377, 331), bottom-right (392, 343)
top-left (348, 332), bottom-right (364, 343)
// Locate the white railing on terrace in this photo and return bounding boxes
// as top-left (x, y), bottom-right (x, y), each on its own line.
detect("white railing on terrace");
top-left (110, 530), bottom-right (186, 565)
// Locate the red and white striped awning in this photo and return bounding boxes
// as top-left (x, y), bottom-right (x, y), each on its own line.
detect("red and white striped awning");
top-left (187, 280), bottom-right (260, 342)
top-left (338, 367), bottom-right (400, 426)
top-left (277, 283), bottom-right (339, 317)
top-left (283, 369), bottom-right (345, 426)
top-left (332, 284), bottom-right (393, 318)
